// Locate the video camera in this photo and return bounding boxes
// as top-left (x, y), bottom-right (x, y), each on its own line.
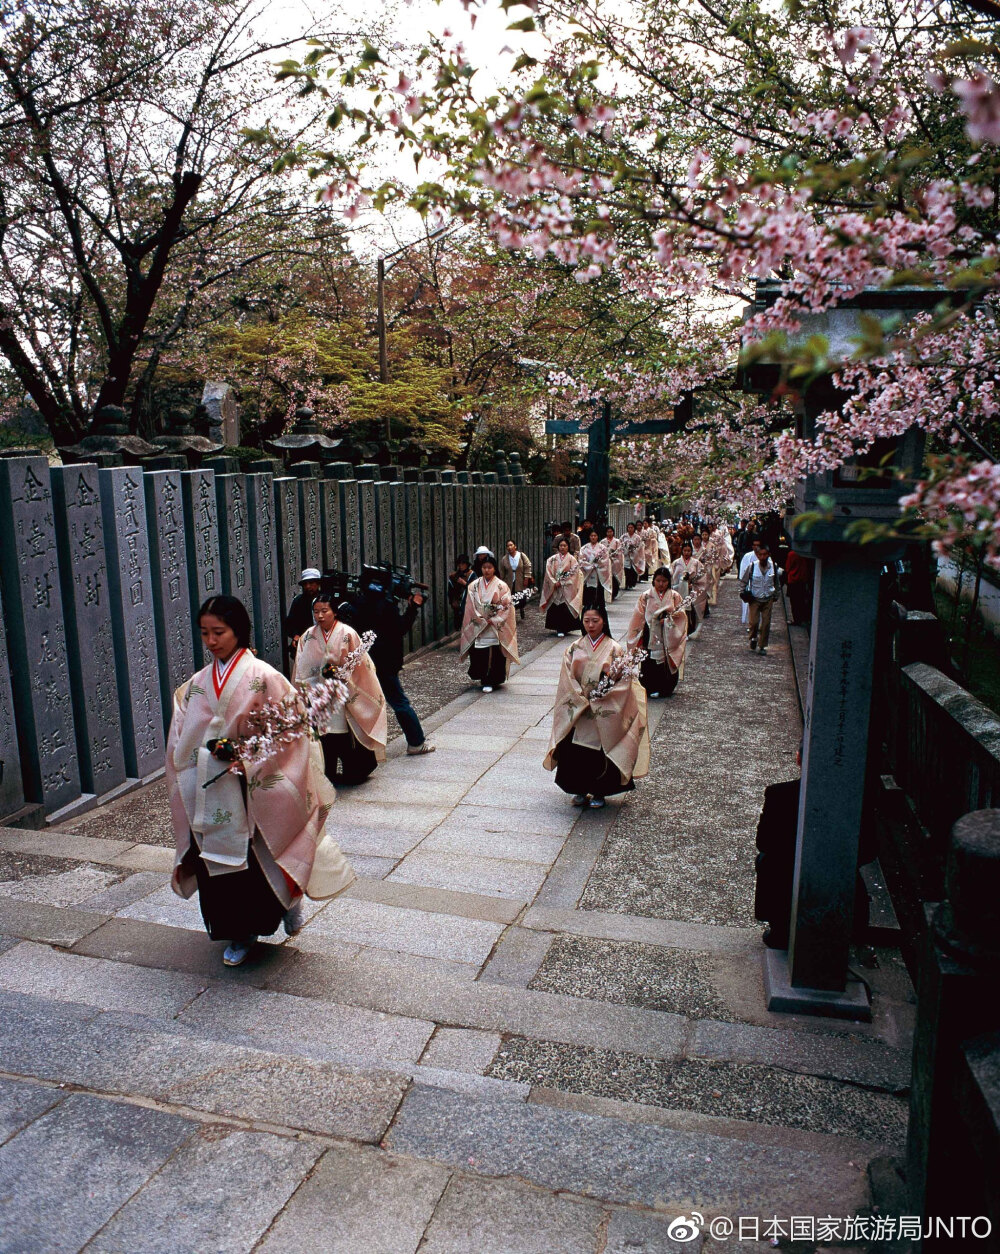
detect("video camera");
top-left (320, 562), bottom-right (428, 625)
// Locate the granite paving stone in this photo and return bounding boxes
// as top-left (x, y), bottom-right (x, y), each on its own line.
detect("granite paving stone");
top-left (345, 877), bottom-right (522, 925)
top-left (347, 776), bottom-right (470, 808)
top-left (522, 906), bottom-right (762, 956)
top-left (255, 1144), bottom-right (450, 1254)
top-left (331, 825), bottom-right (428, 859)
top-left (487, 1038), bottom-right (909, 1146)
top-left (75, 871), bottom-right (170, 914)
top-left (0, 847), bottom-right (111, 883)
top-left (306, 896), bottom-right (504, 965)
top-left (0, 897), bottom-right (108, 947)
top-left (421, 1027), bottom-right (503, 1074)
top-left (328, 802), bottom-right (450, 833)
top-left (0, 1076), bottom-right (62, 1145)
top-left (387, 850), bottom-right (548, 900)
top-left (0, 1092), bottom-right (194, 1254)
top-left (0, 994), bottom-right (408, 1142)
top-left (0, 942), bottom-right (207, 1018)
top-left (604, 1209), bottom-right (702, 1253)
top-left (344, 854), bottom-right (398, 880)
top-left (477, 926), bottom-right (553, 988)
top-left (0, 827), bottom-right (133, 862)
top-left (418, 823), bottom-right (564, 866)
top-left (419, 1173), bottom-right (605, 1254)
top-left (529, 934), bottom-right (740, 1022)
top-left (175, 982), bottom-right (435, 1063)
top-left (435, 804), bottom-right (577, 839)
top-left (386, 1084), bottom-right (873, 1216)
top-left (88, 1127), bottom-right (322, 1254)
top-left (691, 1019), bottom-right (911, 1093)
top-left (105, 844), bottom-right (176, 872)
top-left (0, 863), bottom-right (124, 907)
top-left (117, 884), bottom-right (206, 932)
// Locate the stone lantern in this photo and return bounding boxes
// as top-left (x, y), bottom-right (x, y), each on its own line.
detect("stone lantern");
top-left (266, 406), bottom-right (343, 468)
top-left (147, 406), bottom-right (223, 468)
top-left (741, 282), bottom-right (938, 1020)
top-left (59, 405), bottom-right (156, 467)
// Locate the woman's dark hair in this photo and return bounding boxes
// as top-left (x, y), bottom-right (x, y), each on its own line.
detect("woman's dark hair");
top-left (198, 595), bottom-right (252, 648)
top-left (456, 553), bottom-right (470, 567)
top-left (580, 603), bottom-right (611, 636)
top-left (312, 593), bottom-right (337, 612)
top-left (652, 566), bottom-right (672, 585)
top-left (681, 540), bottom-right (693, 554)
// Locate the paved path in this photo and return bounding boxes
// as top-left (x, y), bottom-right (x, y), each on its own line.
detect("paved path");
top-left (0, 578), bottom-right (915, 1252)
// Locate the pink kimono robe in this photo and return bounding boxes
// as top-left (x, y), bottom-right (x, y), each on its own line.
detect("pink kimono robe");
top-left (622, 532), bottom-right (645, 577)
top-left (643, 526), bottom-right (659, 569)
top-left (540, 552), bottom-right (584, 617)
top-left (544, 634), bottom-right (650, 787)
top-left (606, 537), bottom-right (625, 585)
top-left (671, 555), bottom-right (708, 617)
top-left (166, 650), bottom-right (354, 904)
top-left (459, 575), bottom-right (519, 665)
top-left (293, 621), bottom-right (387, 756)
top-left (627, 587), bottom-right (688, 676)
top-left (579, 541), bottom-right (614, 598)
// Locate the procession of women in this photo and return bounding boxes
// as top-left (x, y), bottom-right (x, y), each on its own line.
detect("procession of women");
top-left (165, 514), bottom-right (735, 965)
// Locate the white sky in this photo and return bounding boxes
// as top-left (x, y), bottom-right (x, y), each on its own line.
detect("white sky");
top-left (258, 0), bottom-right (548, 254)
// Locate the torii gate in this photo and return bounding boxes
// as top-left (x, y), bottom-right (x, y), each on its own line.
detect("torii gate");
top-left (545, 394), bottom-right (693, 525)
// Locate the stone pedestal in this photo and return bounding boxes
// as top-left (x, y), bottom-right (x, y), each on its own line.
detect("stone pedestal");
top-left (291, 460), bottom-right (321, 479)
top-left (0, 458), bottom-right (83, 812)
top-left (764, 546), bottom-right (884, 1019)
top-left (99, 467), bottom-right (164, 779)
top-left (180, 469), bottom-right (220, 669)
top-left (144, 470), bottom-right (195, 733)
top-left (404, 483), bottom-right (425, 651)
top-left (246, 474), bottom-right (282, 669)
top-left (323, 462), bottom-right (355, 481)
top-left (402, 468), bottom-right (421, 483)
top-left (51, 466), bottom-right (128, 795)
top-left (456, 471), bottom-right (471, 485)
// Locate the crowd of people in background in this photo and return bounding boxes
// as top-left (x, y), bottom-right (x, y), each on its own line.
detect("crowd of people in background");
top-left (167, 502), bottom-right (812, 965)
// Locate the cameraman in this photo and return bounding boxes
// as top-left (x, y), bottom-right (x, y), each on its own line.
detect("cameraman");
top-left (360, 581), bottom-right (436, 756)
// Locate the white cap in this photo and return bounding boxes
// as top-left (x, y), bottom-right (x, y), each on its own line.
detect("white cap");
top-left (473, 546), bottom-right (492, 556)
top-left (300, 568), bottom-right (322, 582)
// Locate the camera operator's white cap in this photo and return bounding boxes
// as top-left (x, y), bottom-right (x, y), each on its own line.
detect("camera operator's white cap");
top-left (473, 546), bottom-right (492, 557)
top-left (299, 568), bottom-right (322, 582)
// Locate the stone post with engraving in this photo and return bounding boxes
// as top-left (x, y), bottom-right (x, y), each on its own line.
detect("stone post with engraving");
top-left (99, 467), bottom-right (164, 779)
top-left (144, 470), bottom-right (195, 733)
top-left (51, 465), bottom-right (127, 796)
top-left (0, 579), bottom-right (28, 822)
top-left (246, 473), bottom-right (282, 668)
top-left (0, 458), bottom-right (82, 812)
top-left (180, 468), bottom-right (220, 669)
top-left (215, 473), bottom-right (253, 632)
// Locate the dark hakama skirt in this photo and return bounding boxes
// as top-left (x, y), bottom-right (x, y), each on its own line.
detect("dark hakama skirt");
top-left (639, 656), bottom-right (679, 697)
top-left (553, 733), bottom-right (634, 799)
top-left (545, 602), bottom-right (581, 634)
top-left (624, 566), bottom-right (638, 589)
top-left (321, 730), bottom-right (378, 785)
top-left (582, 583), bottom-right (606, 612)
top-left (611, 575), bottom-right (620, 601)
top-left (184, 838), bottom-right (287, 943)
top-left (468, 644), bottom-right (508, 686)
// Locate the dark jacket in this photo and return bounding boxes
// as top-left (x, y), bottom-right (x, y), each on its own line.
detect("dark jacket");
top-left (362, 594), bottom-right (421, 677)
top-left (284, 592), bottom-right (317, 645)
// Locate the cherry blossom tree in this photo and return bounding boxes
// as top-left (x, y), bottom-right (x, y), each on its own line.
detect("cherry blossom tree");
top-left (0, 0), bottom-right (359, 443)
top-left (281, 0), bottom-right (1000, 561)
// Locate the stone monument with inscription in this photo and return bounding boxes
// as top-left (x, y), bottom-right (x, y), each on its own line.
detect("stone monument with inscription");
top-left (51, 465), bottom-right (128, 796)
top-left (180, 468), bottom-right (220, 668)
top-left (215, 473), bottom-right (253, 632)
top-left (0, 580), bottom-right (29, 822)
top-left (246, 473), bottom-right (282, 668)
top-left (99, 466), bottom-right (165, 779)
top-left (0, 457), bottom-right (82, 812)
top-left (144, 470), bottom-right (196, 731)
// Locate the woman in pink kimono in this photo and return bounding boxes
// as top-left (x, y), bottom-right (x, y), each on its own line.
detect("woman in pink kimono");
top-left (671, 540), bottom-right (708, 638)
top-left (643, 521), bottom-right (659, 579)
top-left (544, 606), bottom-right (650, 809)
top-left (294, 593), bottom-right (387, 785)
top-left (459, 552), bottom-right (519, 692)
top-left (540, 537), bottom-right (584, 636)
top-left (166, 595), bottom-right (354, 967)
top-left (627, 566), bottom-right (688, 698)
top-left (621, 522), bottom-right (645, 589)
top-left (604, 526), bottom-right (624, 600)
top-left (579, 528), bottom-right (613, 611)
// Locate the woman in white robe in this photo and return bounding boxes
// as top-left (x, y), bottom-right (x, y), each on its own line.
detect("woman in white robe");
top-left (579, 529), bottom-right (613, 611)
top-left (459, 553), bottom-right (519, 691)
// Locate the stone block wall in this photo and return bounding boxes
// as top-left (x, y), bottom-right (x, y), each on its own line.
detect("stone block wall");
top-left (0, 455), bottom-right (576, 820)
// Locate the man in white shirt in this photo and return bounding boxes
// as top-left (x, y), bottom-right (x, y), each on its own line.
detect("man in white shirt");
top-left (737, 538), bottom-right (762, 628)
top-left (741, 542), bottom-right (780, 655)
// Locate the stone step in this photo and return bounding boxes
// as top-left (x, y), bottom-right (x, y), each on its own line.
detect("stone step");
top-left (0, 982), bottom-right (880, 1225)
